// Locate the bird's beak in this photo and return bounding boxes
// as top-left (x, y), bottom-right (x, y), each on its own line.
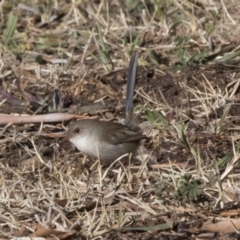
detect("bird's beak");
top-left (63, 129), bottom-right (70, 141)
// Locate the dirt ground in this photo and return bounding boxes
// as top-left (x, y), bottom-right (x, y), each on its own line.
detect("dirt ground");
top-left (1, 1), bottom-right (240, 239)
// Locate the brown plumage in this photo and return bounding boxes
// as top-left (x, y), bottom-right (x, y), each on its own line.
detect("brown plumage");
top-left (66, 119), bottom-right (147, 165)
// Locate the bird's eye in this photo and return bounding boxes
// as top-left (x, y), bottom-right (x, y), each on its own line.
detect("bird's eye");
top-left (74, 128), bottom-right (80, 133)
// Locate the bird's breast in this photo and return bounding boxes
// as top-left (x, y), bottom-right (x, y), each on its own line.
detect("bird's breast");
top-left (69, 135), bottom-right (97, 156)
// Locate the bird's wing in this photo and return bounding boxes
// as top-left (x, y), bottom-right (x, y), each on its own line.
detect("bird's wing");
top-left (108, 124), bottom-right (147, 145)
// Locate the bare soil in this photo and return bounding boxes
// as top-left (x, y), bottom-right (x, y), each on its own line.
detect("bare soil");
top-left (1, 1), bottom-right (240, 239)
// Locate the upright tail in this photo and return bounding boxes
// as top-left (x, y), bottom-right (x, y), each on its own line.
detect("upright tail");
top-left (125, 53), bottom-right (138, 127)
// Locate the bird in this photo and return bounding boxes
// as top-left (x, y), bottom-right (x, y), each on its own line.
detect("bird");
top-left (66, 54), bottom-right (147, 165)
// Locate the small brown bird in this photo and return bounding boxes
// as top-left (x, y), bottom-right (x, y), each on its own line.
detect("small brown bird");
top-left (66, 54), bottom-right (148, 165)
top-left (66, 119), bottom-right (147, 165)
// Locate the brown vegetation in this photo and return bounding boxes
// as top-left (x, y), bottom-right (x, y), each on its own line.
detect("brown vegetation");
top-left (1, 0), bottom-right (240, 239)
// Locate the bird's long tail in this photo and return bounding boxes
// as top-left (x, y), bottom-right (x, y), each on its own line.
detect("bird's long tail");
top-left (124, 53), bottom-right (138, 127)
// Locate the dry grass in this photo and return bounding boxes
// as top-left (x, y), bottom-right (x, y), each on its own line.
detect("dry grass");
top-left (1, 0), bottom-right (240, 239)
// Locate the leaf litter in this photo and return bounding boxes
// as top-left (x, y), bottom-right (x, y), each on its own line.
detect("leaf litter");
top-left (0, 0), bottom-right (240, 239)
